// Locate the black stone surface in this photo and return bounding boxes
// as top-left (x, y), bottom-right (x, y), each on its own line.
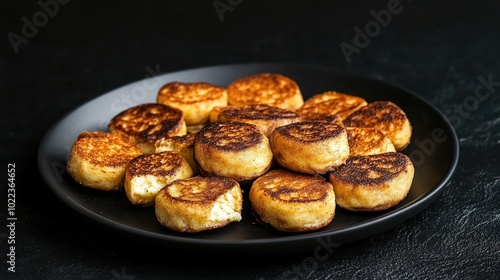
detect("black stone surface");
top-left (2, 0), bottom-right (499, 279)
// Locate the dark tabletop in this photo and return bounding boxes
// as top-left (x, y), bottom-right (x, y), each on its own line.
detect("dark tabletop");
top-left (2, 0), bottom-right (499, 279)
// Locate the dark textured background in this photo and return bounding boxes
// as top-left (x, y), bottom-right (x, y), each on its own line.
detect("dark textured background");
top-left (2, 0), bottom-right (499, 279)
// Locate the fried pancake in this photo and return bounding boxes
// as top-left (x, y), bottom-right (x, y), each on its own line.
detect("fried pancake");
top-left (157, 81), bottom-right (228, 126)
top-left (217, 104), bottom-right (301, 137)
top-left (346, 127), bottom-right (396, 156)
top-left (124, 151), bottom-right (193, 206)
top-left (226, 73), bottom-right (304, 110)
top-left (328, 152), bottom-right (414, 212)
top-left (298, 91), bottom-right (368, 121)
top-left (154, 133), bottom-right (199, 175)
top-left (155, 176), bottom-right (243, 233)
top-left (67, 131), bottom-right (143, 191)
top-left (194, 121), bottom-right (273, 181)
top-left (108, 103), bottom-right (186, 154)
top-left (269, 122), bottom-right (349, 174)
top-left (249, 169), bottom-right (336, 232)
top-left (343, 101), bottom-right (412, 151)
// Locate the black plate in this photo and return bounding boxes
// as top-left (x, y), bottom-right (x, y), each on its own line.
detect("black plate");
top-left (37, 63), bottom-right (459, 255)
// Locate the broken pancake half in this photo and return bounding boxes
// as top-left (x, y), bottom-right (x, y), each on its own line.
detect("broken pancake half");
top-left (109, 103), bottom-right (186, 154)
top-left (155, 176), bottom-right (243, 233)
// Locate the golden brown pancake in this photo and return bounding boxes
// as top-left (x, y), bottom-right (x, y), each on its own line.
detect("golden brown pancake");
top-left (194, 121), bottom-right (273, 181)
top-left (124, 151), bottom-right (194, 206)
top-left (269, 122), bottom-right (349, 174)
top-left (249, 169), bottom-right (336, 232)
top-left (328, 152), bottom-right (414, 212)
top-left (298, 91), bottom-right (368, 121)
top-left (343, 101), bottom-right (412, 151)
top-left (66, 131), bottom-right (143, 191)
top-left (109, 103), bottom-right (186, 154)
top-left (155, 176), bottom-right (243, 233)
top-left (226, 73), bottom-right (304, 110)
top-left (157, 81), bottom-right (228, 126)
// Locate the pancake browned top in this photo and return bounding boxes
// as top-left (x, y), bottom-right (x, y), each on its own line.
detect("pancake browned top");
top-left (298, 91), bottom-right (368, 120)
top-left (343, 101), bottom-right (409, 134)
top-left (273, 122), bottom-right (345, 143)
top-left (329, 152), bottom-right (411, 186)
top-left (346, 127), bottom-right (395, 156)
top-left (252, 169), bottom-right (332, 203)
top-left (157, 81), bottom-right (226, 105)
top-left (71, 131), bottom-right (142, 167)
top-left (218, 104), bottom-right (300, 121)
top-left (161, 176), bottom-right (240, 204)
top-left (195, 121), bottom-right (265, 151)
top-left (126, 151), bottom-right (185, 177)
top-left (226, 73), bottom-right (303, 110)
top-left (109, 103), bottom-right (185, 144)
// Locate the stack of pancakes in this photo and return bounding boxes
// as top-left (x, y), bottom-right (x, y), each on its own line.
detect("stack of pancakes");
top-left (66, 72), bottom-right (414, 233)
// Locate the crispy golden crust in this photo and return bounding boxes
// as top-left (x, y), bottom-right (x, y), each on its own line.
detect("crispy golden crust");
top-left (346, 127), bottom-right (396, 156)
top-left (124, 151), bottom-right (194, 206)
top-left (217, 104), bottom-right (301, 137)
top-left (269, 122), bottom-right (349, 174)
top-left (66, 131), bottom-right (143, 191)
top-left (126, 151), bottom-right (190, 177)
top-left (154, 133), bottom-right (199, 175)
top-left (109, 103), bottom-right (186, 154)
top-left (194, 121), bottom-right (273, 181)
top-left (195, 121), bottom-right (266, 151)
top-left (226, 73), bottom-right (304, 110)
top-left (328, 152), bottom-right (414, 212)
top-left (343, 101), bottom-right (412, 151)
top-left (249, 169), bottom-right (335, 232)
top-left (157, 81), bottom-right (228, 126)
top-left (298, 91), bottom-right (368, 121)
top-left (155, 176), bottom-right (243, 233)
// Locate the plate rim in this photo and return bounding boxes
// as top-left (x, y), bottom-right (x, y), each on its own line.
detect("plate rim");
top-left (37, 62), bottom-right (460, 253)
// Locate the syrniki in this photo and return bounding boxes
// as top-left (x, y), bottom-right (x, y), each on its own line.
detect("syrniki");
top-left (226, 73), bottom-right (304, 110)
top-left (66, 131), bottom-right (142, 191)
top-left (343, 101), bottom-right (412, 151)
top-left (124, 151), bottom-right (194, 206)
top-left (269, 122), bottom-right (349, 174)
top-left (155, 176), bottom-right (243, 233)
top-left (328, 152), bottom-right (414, 212)
top-left (194, 121), bottom-right (273, 181)
top-left (108, 103), bottom-right (186, 154)
top-left (249, 169), bottom-right (336, 232)
top-left (297, 91), bottom-right (367, 121)
top-left (157, 81), bottom-right (227, 126)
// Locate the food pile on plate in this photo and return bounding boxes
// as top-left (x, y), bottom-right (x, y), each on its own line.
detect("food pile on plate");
top-left (66, 73), bottom-right (414, 233)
